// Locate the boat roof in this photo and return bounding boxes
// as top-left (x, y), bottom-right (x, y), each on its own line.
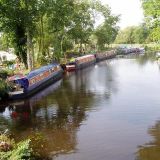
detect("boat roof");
top-left (76, 54), bottom-right (94, 60)
top-left (27, 63), bottom-right (59, 79)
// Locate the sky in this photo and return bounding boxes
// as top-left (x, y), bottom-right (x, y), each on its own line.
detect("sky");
top-left (100, 0), bottom-right (144, 29)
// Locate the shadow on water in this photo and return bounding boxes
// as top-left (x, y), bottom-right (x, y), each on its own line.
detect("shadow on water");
top-left (0, 61), bottom-right (117, 157)
top-left (136, 120), bottom-right (160, 160)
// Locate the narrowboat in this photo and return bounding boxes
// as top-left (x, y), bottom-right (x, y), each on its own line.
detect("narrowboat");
top-left (65, 54), bottom-right (96, 72)
top-left (117, 47), bottom-right (145, 55)
top-left (7, 63), bottom-right (63, 99)
top-left (95, 50), bottom-right (116, 62)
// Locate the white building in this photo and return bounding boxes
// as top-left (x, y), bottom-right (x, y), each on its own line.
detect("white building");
top-left (0, 51), bottom-right (17, 63)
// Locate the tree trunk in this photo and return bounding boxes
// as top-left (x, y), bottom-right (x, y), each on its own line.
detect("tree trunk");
top-left (41, 16), bottom-right (45, 55)
top-left (80, 40), bottom-right (82, 54)
top-left (37, 16), bottom-right (44, 60)
top-left (60, 34), bottom-right (64, 58)
top-left (27, 28), bottom-right (34, 71)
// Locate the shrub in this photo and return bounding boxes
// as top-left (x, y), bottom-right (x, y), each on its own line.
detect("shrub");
top-left (0, 80), bottom-right (9, 100)
top-left (0, 133), bottom-right (49, 160)
top-left (0, 139), bottom-right (33, 160)
top-left (0, 134), bottom-right (15, 152)
top-left (0, 69), bottom-right (14, 79)
top-left (2, 60), bottom-right (15, 68)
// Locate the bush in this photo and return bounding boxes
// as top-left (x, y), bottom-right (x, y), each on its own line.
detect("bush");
top-left (0, 69), bottom-right (14, 100)
top-left (0, 139), bottom-right (33, 160)
top-left (0, 80), bottom-right (9, 100)
top-left (0, 133), bottom-right (49, 160)
top-left (0, 70), bottom-right (8, 79)
top-left (0, 69), bottom-right (14, 79)
top-left (2, 60), bottom-right (15, 68)
top-left (0, 134), bottom-right (15, 152)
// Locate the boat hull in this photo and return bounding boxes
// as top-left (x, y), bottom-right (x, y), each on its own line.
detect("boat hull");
top-left (76, 59), bottom-right (96, 69)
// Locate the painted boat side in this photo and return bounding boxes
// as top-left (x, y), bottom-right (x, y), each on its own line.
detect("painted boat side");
top-left (65, 65), bottom-right (76, 72)
top-left (96, 50), bottom-right (116, 62)
top-left (75, 54), bottom-right (96, 70)
top-left (64, 55), bottom-right (96, 72)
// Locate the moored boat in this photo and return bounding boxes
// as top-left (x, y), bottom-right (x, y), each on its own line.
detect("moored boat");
top-left (65, 54), bottom-right (96, 72)
top-left (117, 47), bottom-right (145, 55)
top-left (95, 50), bottom-right (116, 62)
top-left (7, 63), bottom-right (63, 99)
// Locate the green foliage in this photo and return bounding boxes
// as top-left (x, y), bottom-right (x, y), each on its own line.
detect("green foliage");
top-left (0, 80), bottom-right (9, 100)
top-left (2, 60), bottom-right (15, 68)
top-left (115, 25), bottom-right (150, 44)
top-left (0, 134), bottom-right (15, 152)
top-left (0, 133), bottom-right (48, 160)
top-left (0, 0), bottom-right (119, 65)
top-left (0, 69), bottom-right (13, 100)
top-left (0, 69), bottom-right (14, 79)
top-left (0, 0), bottom-right (40, 69)
top-left (0, 70), bottom-right (9, 79)
top-left (93, 1), bottom-right (119, 50)
top-left (0, 139), bottom-right (33, 160)
top-left (46, 0), bottom-right (94, 57)
top-left (0, 33), bottom-right (12, 50)
top-left (95, 20), bottom-right (119, 50)
top-left (133, 25), bottom-right (150, 43)
top-left (141, 0), bottom-right (160, 42)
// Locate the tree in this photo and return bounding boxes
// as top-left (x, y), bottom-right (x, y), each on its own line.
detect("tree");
top-left (0, 0), bottom-right (119, 68)
top-left (141, 0), bottom-right (160, 42)
top-left (93, 1), bottom-right (119, 50)
top-left (0, 0), bottom-right (27, 67)
top-left (68, 0), bottom-right (94, 53)
top-left (46, 0), bottom-right (94, 58)
top-left (115, 26), bottom-right (136, 44)
top-left (115, 25), bottom-right (149, 44)
top-left (133, 24), bottom-right (149, 44)
top-left (46, 0), bottom-right (75, 59)
top-left (0, 0), bottom-right (39, 70)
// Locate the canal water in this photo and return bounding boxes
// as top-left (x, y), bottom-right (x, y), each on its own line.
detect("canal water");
top-left (1, 55), bottom-right (160, 160)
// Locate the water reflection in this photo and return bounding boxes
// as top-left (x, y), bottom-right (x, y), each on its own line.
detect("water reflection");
top-left (136, 52), bottom-right (156, 66)
top-left (136, 121), bottom-right (160, 160)
top-left (0, 61), bottom-right (116, 157)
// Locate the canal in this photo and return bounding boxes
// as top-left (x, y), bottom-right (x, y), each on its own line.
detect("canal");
top-left (1, 55), bottom-right (160, 160)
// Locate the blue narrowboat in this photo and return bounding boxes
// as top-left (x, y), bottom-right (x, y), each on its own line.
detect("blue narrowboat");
top-left (7, 63), bottom-right (63, 99)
